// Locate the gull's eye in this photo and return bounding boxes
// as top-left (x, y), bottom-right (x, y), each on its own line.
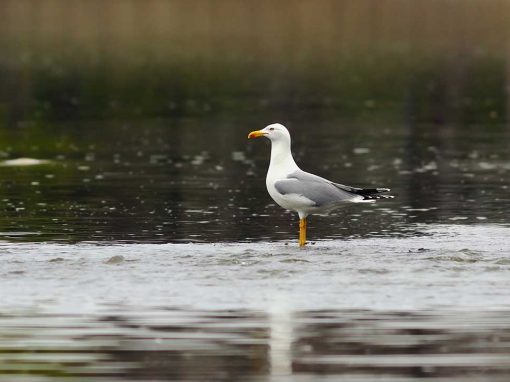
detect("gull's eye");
top-left (269, 128), bottom-right (275, 131)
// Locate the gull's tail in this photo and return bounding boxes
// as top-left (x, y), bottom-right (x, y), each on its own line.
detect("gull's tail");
top-left (332, 182), bottom-right (395, 201)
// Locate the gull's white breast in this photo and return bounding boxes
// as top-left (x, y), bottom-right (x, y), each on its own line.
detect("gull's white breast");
top-left (266, 170), bottom-right (315, 214)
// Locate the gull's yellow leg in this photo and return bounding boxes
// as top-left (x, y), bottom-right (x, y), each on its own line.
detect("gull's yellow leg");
top-left (299, 218), bottom-right (307, 247)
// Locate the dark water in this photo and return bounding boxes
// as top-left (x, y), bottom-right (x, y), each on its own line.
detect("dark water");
top-left (1, 1), bottom-right (510, 381)
top-left (0, 118), bottom-right (509, 244)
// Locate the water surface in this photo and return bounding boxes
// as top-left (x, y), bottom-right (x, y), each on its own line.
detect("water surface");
top-left (2, 224), bottom-right (510, 380)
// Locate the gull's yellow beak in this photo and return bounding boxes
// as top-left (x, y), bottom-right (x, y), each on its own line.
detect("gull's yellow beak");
top-left (248, 130), bottom-right (265, 139)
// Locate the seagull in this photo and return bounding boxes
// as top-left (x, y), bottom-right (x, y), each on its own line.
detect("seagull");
top-left (248, 123), bottom-right (394, 247)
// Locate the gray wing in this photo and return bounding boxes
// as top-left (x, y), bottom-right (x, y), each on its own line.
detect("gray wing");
top-left (274, 170), bottom-right (360, 207)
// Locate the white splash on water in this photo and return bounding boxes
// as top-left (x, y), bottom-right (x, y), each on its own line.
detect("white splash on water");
top-left (0, 158), bottom-right (51, 166)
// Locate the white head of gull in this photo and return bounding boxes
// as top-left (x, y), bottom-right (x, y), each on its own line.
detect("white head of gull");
top-left (248, 123), bottom-right (394, 247)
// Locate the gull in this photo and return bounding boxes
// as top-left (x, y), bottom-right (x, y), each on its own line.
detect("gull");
top-left (248, 123), bottom-right (394, 247)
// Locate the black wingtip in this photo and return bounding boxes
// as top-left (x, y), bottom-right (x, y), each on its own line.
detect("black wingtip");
top-left (362, 194), bottom-right (395, 200)
top-left (354, 187), bottom-right (392, 196)
top-left (360, 187), bottom-right (394, 200)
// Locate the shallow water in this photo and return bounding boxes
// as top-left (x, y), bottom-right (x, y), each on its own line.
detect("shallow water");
top-left (1, 224), bottom-right (510, 380)
top-left (2, 224), bottom-right (510, 312)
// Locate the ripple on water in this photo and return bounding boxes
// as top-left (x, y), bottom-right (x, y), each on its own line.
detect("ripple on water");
top-left (279, 258), bottom-right (311, 264)
top-left (2, 308), bottom-right (510, 381)
top-left (104, 255), bottom-right (125, 264)
top-left (0, 224), bottom-right (509, 313)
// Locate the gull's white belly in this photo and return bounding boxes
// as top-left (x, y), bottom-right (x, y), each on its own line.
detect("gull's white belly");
top-left (266, 177), bottom-right (315, 214)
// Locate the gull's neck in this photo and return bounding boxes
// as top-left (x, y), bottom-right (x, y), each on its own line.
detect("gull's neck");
top-left (268, 138), bottom-right (299, 176)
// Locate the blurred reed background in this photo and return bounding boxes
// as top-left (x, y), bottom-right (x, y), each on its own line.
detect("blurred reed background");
top-left (0, 0), bottom-right (509, 123)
